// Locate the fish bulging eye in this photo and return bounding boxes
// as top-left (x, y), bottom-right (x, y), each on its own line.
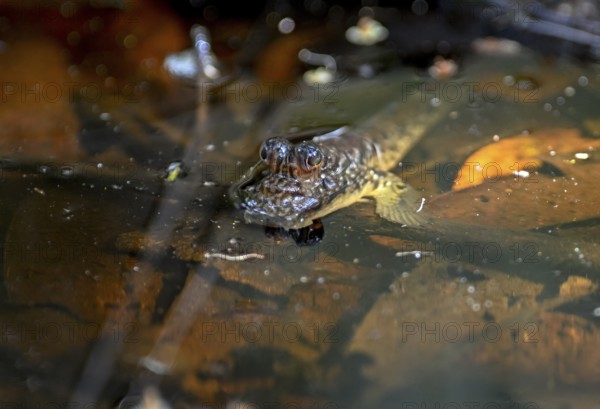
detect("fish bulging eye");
top-left (294, 142), bottom-right (322, 172)
top-left (259, 137), bottom-right (293, 171)
top-left (306, 152), bottom-right (321, 167)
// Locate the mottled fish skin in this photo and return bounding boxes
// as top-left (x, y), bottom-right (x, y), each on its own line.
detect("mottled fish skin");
top-left (231, 97), bottom-right (449, 229)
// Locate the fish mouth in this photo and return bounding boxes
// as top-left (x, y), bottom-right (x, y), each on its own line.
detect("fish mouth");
top-left (229, 162), bottom-right (321, 229)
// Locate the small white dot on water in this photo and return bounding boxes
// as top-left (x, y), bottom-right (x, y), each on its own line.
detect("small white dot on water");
top-left (472, 303), bottom-right (481, 312)
top-left (300, 276), bottom-right (309, 283)
top-left (564, 86), bottom-right (575, 97)
top-left (593, 307), bottom-right (600, 316)
top-left (317, 277), bottom-right (325, 284)
top-left (277, 17), bottom-right (295, 34)
top-left (467, 285), bottom-right (475, 294)
top-left (578, 76), bottom-right (589, 87)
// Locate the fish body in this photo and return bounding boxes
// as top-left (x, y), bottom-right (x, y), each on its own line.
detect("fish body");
top-left (231, 96), bottom-right (449, 229)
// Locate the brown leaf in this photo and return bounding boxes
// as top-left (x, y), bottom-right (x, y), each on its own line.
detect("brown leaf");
top-left (453, 129), bottom-right (600, 191)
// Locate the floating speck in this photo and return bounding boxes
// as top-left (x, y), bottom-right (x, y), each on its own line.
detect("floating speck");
top-left (317, 277), bottom-right (325, 284)
top-left (503, 75), bottom-right (515, 86)
top-left (513, 170), bottom-right (530, 178)
top-left (332, 292), bottom-right (340, 300)
top-left (430, 97), bottom-right (441, 107)
top-left (575, 152), bottom-right (589, 160)
top-left (302, 67), bottom-right (335, 85)
top-left (300, 276), bottom-right (309, 283)
top-left (564, 86), bottom-right (575, 97)
top-left (33, 187), bottom-right (45, 196)
top-left (467, 285), bottom-right (475, 294)
top-left (345, 16), bottom-right (389, 46)
top-left (578, 76), bottom-right (589, 87)
top-left (472, 303), bottom-right (481, 312)
top-left (277, 17), bottom-right (295, 34)
top-left (593, 307), bottom-right (600, 317)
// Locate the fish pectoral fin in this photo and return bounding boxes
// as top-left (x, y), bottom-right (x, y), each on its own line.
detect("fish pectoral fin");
top-left (371, 172), bottom-right (426, 226)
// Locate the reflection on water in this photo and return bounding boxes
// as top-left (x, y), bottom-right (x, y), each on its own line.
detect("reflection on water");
top-left (1, 3), bottom-right (600, 409)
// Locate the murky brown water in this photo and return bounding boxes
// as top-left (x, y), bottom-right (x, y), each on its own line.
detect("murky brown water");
top-left (2, 2), bottom-right (600, 409)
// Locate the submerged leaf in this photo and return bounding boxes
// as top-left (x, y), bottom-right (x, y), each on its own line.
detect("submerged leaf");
top-left (453, 129), bottom-right (600, 191)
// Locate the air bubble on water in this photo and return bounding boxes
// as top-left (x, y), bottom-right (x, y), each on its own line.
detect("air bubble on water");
top-left (458, 277), bottom-right (467, 284)
top-left (263, 269), bottom-right (270, 276)
top-left (317, 277), bottom-right (325, 284)
top-left (593, 307), bottom-right (600, 317)
top-left (472, 303), bottom-right (481, 312)
top-left (556, 96), bottom-right (565, 106)
top-left (277, 17), bottom-right (295, 34)
top-left (300, 276), bottom-right (309, 283)
top-left (353, 258), bottom-right (359, 264)
top-left (133, 265), bottom-right (141, 272)
top-left (578, 76), bottom-right (589, 87)
top-left (466, 297), bottom-right (474, 306)
top-left (503, 75), bottom-right (515, 86)
top-left (332, 292), bottom-right (340, 300)
top-left (401, 272), bottom-right (410, 278)
top-left (467, 285), bottom-right (475, 293)
top-left (543, 103), bottom-right (552, 112)
top-left (564, 86), bottom-right (575, 97)
top-left (484, 299), bottom-right (493, 308)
